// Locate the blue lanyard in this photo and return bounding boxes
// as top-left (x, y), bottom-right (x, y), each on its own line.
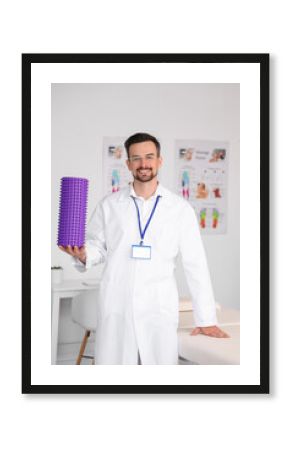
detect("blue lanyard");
top-left (131, 195), bottom-right (161, 245)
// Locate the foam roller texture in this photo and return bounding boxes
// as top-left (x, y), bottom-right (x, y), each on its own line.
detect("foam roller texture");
top-left (57, 177), bottom-right (89, 247)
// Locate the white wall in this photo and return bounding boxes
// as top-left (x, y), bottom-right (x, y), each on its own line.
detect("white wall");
top-left (51, 83), bottom-right (240, 349)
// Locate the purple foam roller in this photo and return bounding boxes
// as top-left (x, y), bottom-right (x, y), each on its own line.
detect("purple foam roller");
top-left (57, 177), bottom-right (89, 247)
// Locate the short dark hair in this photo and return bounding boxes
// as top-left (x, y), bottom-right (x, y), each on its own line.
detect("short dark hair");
top-left (124, 132), bottom-right (161, 158)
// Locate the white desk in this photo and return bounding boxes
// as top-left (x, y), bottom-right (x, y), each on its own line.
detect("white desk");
top-left (51, 279), bottom-right (100, 364)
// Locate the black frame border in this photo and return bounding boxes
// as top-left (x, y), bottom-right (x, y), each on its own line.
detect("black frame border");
top-left (22, 53), bottom-right (269, 394)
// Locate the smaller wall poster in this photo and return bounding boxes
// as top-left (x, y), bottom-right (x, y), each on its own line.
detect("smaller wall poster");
top-left (102, 137), bottom-right (132, 196)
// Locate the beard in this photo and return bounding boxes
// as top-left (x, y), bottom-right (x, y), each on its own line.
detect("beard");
top-left (133, 168), bottom-right (157, 183)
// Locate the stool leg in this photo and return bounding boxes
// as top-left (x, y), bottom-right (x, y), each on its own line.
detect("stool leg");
top-left (76, 330), bottom-right (91, 365)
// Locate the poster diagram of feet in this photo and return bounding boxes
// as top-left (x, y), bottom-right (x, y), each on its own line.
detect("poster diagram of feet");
top-left (103, 137), bottom-right (132, 195)
top-left (176, 140), bottom-right (229, 234)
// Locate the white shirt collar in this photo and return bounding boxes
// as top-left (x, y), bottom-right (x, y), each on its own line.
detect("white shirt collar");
top-left (117, 182), bottom-right (174, 206)
top-left (129, 182), bottom-right (162, 201)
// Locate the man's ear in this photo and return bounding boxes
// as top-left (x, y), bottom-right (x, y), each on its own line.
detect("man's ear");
top-left (158, 156), bottom-right (163, 168)
top-left (126, 159), bottom-right (134, 174)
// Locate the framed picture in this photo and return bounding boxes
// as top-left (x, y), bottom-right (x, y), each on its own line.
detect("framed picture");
top-left (22, 53), bottom-right (269, 394)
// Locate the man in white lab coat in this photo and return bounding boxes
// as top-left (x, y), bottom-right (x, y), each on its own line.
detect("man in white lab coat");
top-left (59, 133), bottom-right (229, 365)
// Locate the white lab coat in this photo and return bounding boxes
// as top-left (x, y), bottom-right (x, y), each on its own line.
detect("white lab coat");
top-left (73, 183), bottom-right (217, 365)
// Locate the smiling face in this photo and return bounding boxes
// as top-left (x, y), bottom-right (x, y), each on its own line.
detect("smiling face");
top-left (126, 141), bottom-right (163, 183)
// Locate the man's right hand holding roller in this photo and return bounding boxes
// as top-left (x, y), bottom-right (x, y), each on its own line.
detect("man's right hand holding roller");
top-left (59, 245), bottom-right (87, 264)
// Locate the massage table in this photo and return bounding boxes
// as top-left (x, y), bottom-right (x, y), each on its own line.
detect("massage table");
top-left (178, 298), bottom-right (240, 365)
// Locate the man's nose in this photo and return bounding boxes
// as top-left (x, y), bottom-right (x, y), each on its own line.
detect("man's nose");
top-left (139, 158), bottom-right (150, 167)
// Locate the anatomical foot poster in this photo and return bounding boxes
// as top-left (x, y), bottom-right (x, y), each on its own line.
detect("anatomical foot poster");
top-left (175, 139), bottom-right (229, 234)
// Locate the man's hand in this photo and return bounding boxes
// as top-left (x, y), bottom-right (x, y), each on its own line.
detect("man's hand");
top-left (58, 245), bottom-right (87, 264)
top-left (190, 325), bottom-right (230, 338)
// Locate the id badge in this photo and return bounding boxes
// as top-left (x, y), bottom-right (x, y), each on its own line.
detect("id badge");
top-left (131, 244), bottom-right (151, 260)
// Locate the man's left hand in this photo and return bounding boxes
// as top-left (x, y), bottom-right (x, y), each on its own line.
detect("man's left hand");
top-left (190, 326), bottom-right (230, 338)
